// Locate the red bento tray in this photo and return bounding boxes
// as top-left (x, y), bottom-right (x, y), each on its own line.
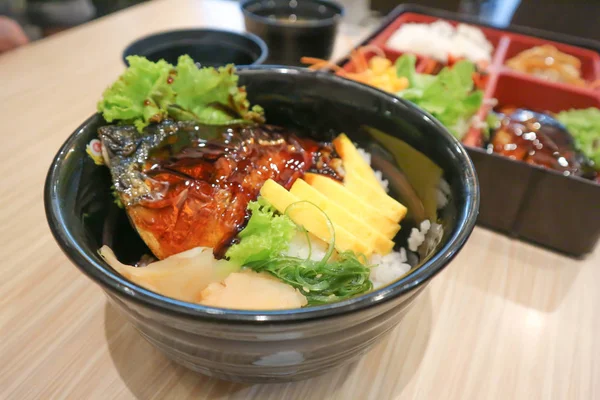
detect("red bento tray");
top-left (334, 5), bottom-right (600, 257)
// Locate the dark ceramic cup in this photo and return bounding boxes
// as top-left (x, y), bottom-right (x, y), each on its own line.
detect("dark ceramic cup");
top-left (242, 0), bottom-right (343, 66)
top-left (122, 29), bottom-right (268, 67)
top-left (45, 66), bottom-right (479, 383)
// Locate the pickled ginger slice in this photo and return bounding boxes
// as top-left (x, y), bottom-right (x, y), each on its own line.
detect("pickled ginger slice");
top-left (199, 270), bottom-right (308, 310)
top-left (99, 245), bottom-right (239, 303)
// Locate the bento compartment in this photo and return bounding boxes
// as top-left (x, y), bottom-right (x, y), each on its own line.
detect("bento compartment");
top-left (485, 73), bottom-right (600, 185)
top-left (502, 34), bottom-right (600, 89)
top-left (370, 12), bottom-right (504, 68)
top-left (492, 72), bottom-right (600, 112)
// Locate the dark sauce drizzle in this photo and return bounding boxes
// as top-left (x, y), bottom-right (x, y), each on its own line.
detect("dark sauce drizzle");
top-left (134, 124), bottom-right (342, 258)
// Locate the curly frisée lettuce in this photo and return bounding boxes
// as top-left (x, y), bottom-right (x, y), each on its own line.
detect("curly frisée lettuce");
top-left (395, 54), bottom-right (483, 138)
top-left (97, 55), bottom-right (265, 132)
top-left (226, 198), bottom-right (373, 305)
top-left (98, 57), bottom-right (174, 131)
top-left (225, 198), bottom-right (297, 266)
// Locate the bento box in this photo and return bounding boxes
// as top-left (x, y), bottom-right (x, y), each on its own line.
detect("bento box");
top-left (328, 5), bottom-right (600, 256)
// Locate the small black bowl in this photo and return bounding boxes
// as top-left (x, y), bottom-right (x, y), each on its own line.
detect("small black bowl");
top-left (242, 0), bottom-right (343, 66)
top-left (122, 29), bottom-right (268, 67)
top-left (45, 67), bottom-right (479, 383)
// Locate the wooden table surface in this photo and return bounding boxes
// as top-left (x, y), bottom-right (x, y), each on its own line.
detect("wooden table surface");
top-left (1, 1), bottom-right (599, 399)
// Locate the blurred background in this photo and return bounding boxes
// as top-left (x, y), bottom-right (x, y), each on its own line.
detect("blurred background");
top-left (0, 0), bottom-right (148, 40)
top-left (0, 0), bottom-right (597, 52)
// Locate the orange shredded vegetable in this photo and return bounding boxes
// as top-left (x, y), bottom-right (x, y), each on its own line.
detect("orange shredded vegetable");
top-left (302, 47), bottom-right (410, 93)
top-left (302, 46), bottom-right (492, 93)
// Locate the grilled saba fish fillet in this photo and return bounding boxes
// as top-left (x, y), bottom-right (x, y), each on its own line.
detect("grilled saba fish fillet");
top-left (99, 120), bottom-right (343, 260)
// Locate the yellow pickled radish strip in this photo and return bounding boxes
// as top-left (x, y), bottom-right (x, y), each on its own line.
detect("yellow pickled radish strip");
top-left (344, 172), bottom-right (407, 222)
top-left (304, 173), bottom-right (401, 239)
top-left (260, 179), bottom-right (372, 256)
top-left (290, 179), bottom-right (394, 255)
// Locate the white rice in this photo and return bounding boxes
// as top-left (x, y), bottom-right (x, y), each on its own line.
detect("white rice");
top-left (356, 146), bottom-right (372, 165)
top-left (285, 232), bottom-right (329, 262)
top-left (369, 249), bottom-right (411, 289)
top-left (373, 170), bottom-right (389, 192)
top-left (436, 190), bottom-right (449, 210)
top-left (357, 146), bottom-right (389, 192)
top-left (386, 21), bottom-right (493, 64)
top-left (407, 220), bottom-right (431, 252)
top-left (423, 222), bottom-right (444, 254)
top-left (436, 177), bottom-right (451, 209)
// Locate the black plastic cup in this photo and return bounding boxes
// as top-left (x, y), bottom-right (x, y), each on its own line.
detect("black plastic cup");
top-left (241, 0), bottom-right (344, 66)
top-left (122, 29), bottom-right (268, 67)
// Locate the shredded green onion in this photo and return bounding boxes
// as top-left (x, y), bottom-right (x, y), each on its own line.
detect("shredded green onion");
top-left (245, 251), bottom-right (372, 305)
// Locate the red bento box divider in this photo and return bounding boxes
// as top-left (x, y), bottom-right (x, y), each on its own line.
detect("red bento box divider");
top-left (462, 36), bottom-right (510, 147)
top-left (492, 72), bottom-right (600, 113)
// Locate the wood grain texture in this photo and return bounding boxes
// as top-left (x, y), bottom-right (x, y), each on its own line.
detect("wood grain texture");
top-left (0, 1), bottom-right (598, 399)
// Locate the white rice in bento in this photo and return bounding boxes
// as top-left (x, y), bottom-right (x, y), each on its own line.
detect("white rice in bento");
top-left (284, 146), bottom-right (447, 290)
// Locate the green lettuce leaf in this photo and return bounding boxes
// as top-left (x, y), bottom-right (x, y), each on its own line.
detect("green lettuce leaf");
top-left (225, 198), bottom-right (297, 266)
top-left (395, 53), bottom-right (417, 86)
top-left (394, 56), bottom-right (483, 139)
top-left (172, 56), bottom-right (260, 125)
top-left (97, 55), bottom-right (264, 132)
top-left (98, 57), bottom-right (175, 131)
top-left (556, 107), bottom-right (600, 168)
top-left (483, 112), bottom-right (501, 140)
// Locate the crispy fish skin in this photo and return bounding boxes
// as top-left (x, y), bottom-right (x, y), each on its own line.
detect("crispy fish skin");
top-left (98, 121), bottom-right (342, 260)
top-left (99, 120), bottom-right (196, 206)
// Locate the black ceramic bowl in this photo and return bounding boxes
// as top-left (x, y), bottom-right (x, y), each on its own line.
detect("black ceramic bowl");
top-left (242, 0), bottom-right (343, 66)
top-left (45, 66), bottom-right (479, 383)
top-left (122, 29), bottom-right (268, 67)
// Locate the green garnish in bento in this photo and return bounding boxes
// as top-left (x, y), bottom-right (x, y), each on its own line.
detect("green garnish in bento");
top-left (557, 107), bottom-right (600, 168)
top-left (395, 54), bottom-right (484, 139)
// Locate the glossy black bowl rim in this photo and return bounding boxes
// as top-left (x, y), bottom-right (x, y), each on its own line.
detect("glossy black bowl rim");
top-left (241, 0), bottom-right (344, 29)
top-left (122, 28), bottom-right (269, 66)
top-left (44, 65), bottom-right (479, 324)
